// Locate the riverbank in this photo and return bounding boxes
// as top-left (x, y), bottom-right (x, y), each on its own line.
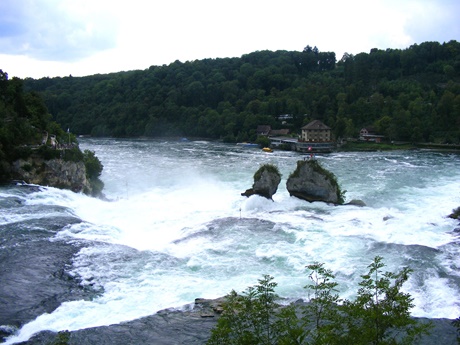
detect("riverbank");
top-left (20, 299), bottom-right (459, 345)
top-left (338, 141), bottom-right (460, 152)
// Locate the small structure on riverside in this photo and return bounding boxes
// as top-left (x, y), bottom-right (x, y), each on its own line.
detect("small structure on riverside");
top-left (300, 120), bottom-right (331, 142)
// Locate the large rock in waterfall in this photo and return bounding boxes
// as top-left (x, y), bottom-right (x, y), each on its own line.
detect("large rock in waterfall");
top-left (241, 164), bottom-right (281, 200)
top-left (286, 160), bottom-right (344, 204)
top-left (448, 206), bottom-right (460, 220)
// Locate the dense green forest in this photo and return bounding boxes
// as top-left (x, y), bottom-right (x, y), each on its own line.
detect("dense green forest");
top-left (0, 70), bottom-right (103, 191)
top-left (0, 69), bottom-right (72, 163)
top-left (24, 40), bottom-right (460, 144)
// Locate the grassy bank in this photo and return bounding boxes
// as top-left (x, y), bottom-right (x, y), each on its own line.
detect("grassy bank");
top-left (339, 141), bottom-right (460, 152)
top-left (338, 141), bottom-right (415, 151)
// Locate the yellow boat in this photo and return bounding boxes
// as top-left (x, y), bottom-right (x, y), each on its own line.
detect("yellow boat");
top-left (262, 147), bottom-right (273, 153)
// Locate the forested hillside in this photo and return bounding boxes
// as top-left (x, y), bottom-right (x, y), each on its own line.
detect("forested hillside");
top-left (0, 70), bottom-right (71, 164)
top-left (24, 41), bottom-right (460, 144)
top-left (0, 70), bottom-right (103, 194)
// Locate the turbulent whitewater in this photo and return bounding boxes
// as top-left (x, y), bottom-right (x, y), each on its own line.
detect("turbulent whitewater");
top-left (1, 138), bottom-right (460, 344)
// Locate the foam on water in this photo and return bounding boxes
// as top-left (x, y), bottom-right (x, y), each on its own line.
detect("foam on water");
top-left (2, 140), bottom-right (460, 344)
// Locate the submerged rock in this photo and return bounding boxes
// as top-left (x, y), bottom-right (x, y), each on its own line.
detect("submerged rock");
top-left (346, 199), bottom-right (366, 207)
top-left (286, 160), bottom-right (344, 204)
top-left (0, 227), bottom-right (96, 342)
top-left (242, 164), bottom-right (281, 200)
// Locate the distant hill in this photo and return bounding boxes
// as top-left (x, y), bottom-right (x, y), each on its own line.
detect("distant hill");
top-left (23, 40), bottom-right (460, 144)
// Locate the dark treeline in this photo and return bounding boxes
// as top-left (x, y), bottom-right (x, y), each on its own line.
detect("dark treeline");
top-left (24, 40), bottom-right (460, 143)
top-left (0, 70), bottom-right (70, 162)
top-left (0, 69), bottom-right (105, 194)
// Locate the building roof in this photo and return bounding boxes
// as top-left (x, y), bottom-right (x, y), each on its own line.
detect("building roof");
top-left (360, 126), bottom-right (376, 133)
top-left (257, 125), bottom-right (271, 134)
top-left (270, 129), bottom-right (290, 136)
top-left (301, 120), bottom-right (331, 130)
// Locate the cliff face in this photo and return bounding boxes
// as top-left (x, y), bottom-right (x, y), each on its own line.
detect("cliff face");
top-left (10, 156), bottom-right (92, 194)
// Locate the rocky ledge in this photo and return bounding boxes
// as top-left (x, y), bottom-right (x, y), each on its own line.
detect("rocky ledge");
top-left (21, 298), bottom-right (459, 345)
top-left (11, 157), bottom-right (91, 193)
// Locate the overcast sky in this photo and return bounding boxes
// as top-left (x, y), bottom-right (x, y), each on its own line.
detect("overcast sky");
top-left (1, 0), bottom-right (459, 79)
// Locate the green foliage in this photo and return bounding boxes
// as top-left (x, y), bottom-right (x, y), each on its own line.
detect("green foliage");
top-left (303, 263), bottom-right (344, 344)
top-left (61, 147), bottom-right (84, 162)
top-left (255, 136), bottom-right (271, 148)
top-left (340, 256), bottom-right (431, 345)
top-left (207, 257), bottom-right (431, 345)
top-left (340, 142), bottom-right (416, 151)
top-left (207, 275), bottom-right (280, 345)
top-left (83, 149), bottom-right (103, 179)
top-left (0, 70), bottom-right (104, 195)
top-left (83, 149), bottom-right (104, 196)
top-left (36, 145), bottom-right (61, 160)
top-left (254, 164), bottom-right (281, 182)
top-left (11, 146), bottom-right (33, 160)
top-left (23, 41), bottom-right (460, 144)
top-left (49, 330), bottom-right (70, 345)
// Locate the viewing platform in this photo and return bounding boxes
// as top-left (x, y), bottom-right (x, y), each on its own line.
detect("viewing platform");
top-left (269, 137), bottom-right (336, 153)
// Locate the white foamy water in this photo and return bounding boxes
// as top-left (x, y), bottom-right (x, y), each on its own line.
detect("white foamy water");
top-left (2, 138), bottom-right (460, 344)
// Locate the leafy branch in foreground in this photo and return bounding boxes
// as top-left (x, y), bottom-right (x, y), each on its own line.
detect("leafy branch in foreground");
top-left (207, 275), bottom-right (280, 345)
top-left (207, 257), bottom-right (432, 345)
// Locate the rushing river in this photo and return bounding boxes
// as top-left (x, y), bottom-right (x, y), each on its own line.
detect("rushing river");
top-left (1, 138), bottom-right (460, 343)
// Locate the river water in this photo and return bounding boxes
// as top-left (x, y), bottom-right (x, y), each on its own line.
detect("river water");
top-left (1, 138), bottom-right (460, 343)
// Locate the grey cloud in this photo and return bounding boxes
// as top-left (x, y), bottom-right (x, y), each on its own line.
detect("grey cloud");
top-left (0, 0), bottom-right (118, 61)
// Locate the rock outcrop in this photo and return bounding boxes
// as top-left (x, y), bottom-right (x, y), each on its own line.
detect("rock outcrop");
top-left (242, 164), bottom-right (281, 200)
top-left (22, 299), bottom-right (459, 345)
top-left (449, 207), bottom-right (460, 220)
top-left (286, 160), bottom-right (344, 204)
top-left (10, 156), bottom-right (92, 194)
top-left (345, 199), bottom-right (366, 207)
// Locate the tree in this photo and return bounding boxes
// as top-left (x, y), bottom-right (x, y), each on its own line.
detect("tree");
top-left (303, 263), bottom-right (343, 344)
top-left (340, 256), bottom-right (431, 345)
top-left (22, 40), bottom-right (460, 144)
top-left (207, 275), bottom-right (280, 345)
top-left (206, 257), bottom-right (431, 345)
top-left (83, 149), bottom-right (103, 179)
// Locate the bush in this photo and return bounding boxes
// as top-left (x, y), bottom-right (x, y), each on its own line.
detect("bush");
top-left (255, 136), bottom-right (271, 148)
top-left (50, 330), bottom-right (70, 345)
top-left (207, 257), bottom-right (431, 345)
top-left (36, 145), bottom-right (61, 160)
top-left (12, 146), bottom-right (33, 160)
top-left (207, 275), bottom-right (281, 345)
top-left (254, 164), bottom-right (281, 182)
top-left (62, 147), bottom-right (84, 162)
top-left (83, 149), bottom-right (103, 179)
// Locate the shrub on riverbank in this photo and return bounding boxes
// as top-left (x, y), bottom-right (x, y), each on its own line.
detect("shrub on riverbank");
top-left (207, 256), bottom-right (431, 345)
